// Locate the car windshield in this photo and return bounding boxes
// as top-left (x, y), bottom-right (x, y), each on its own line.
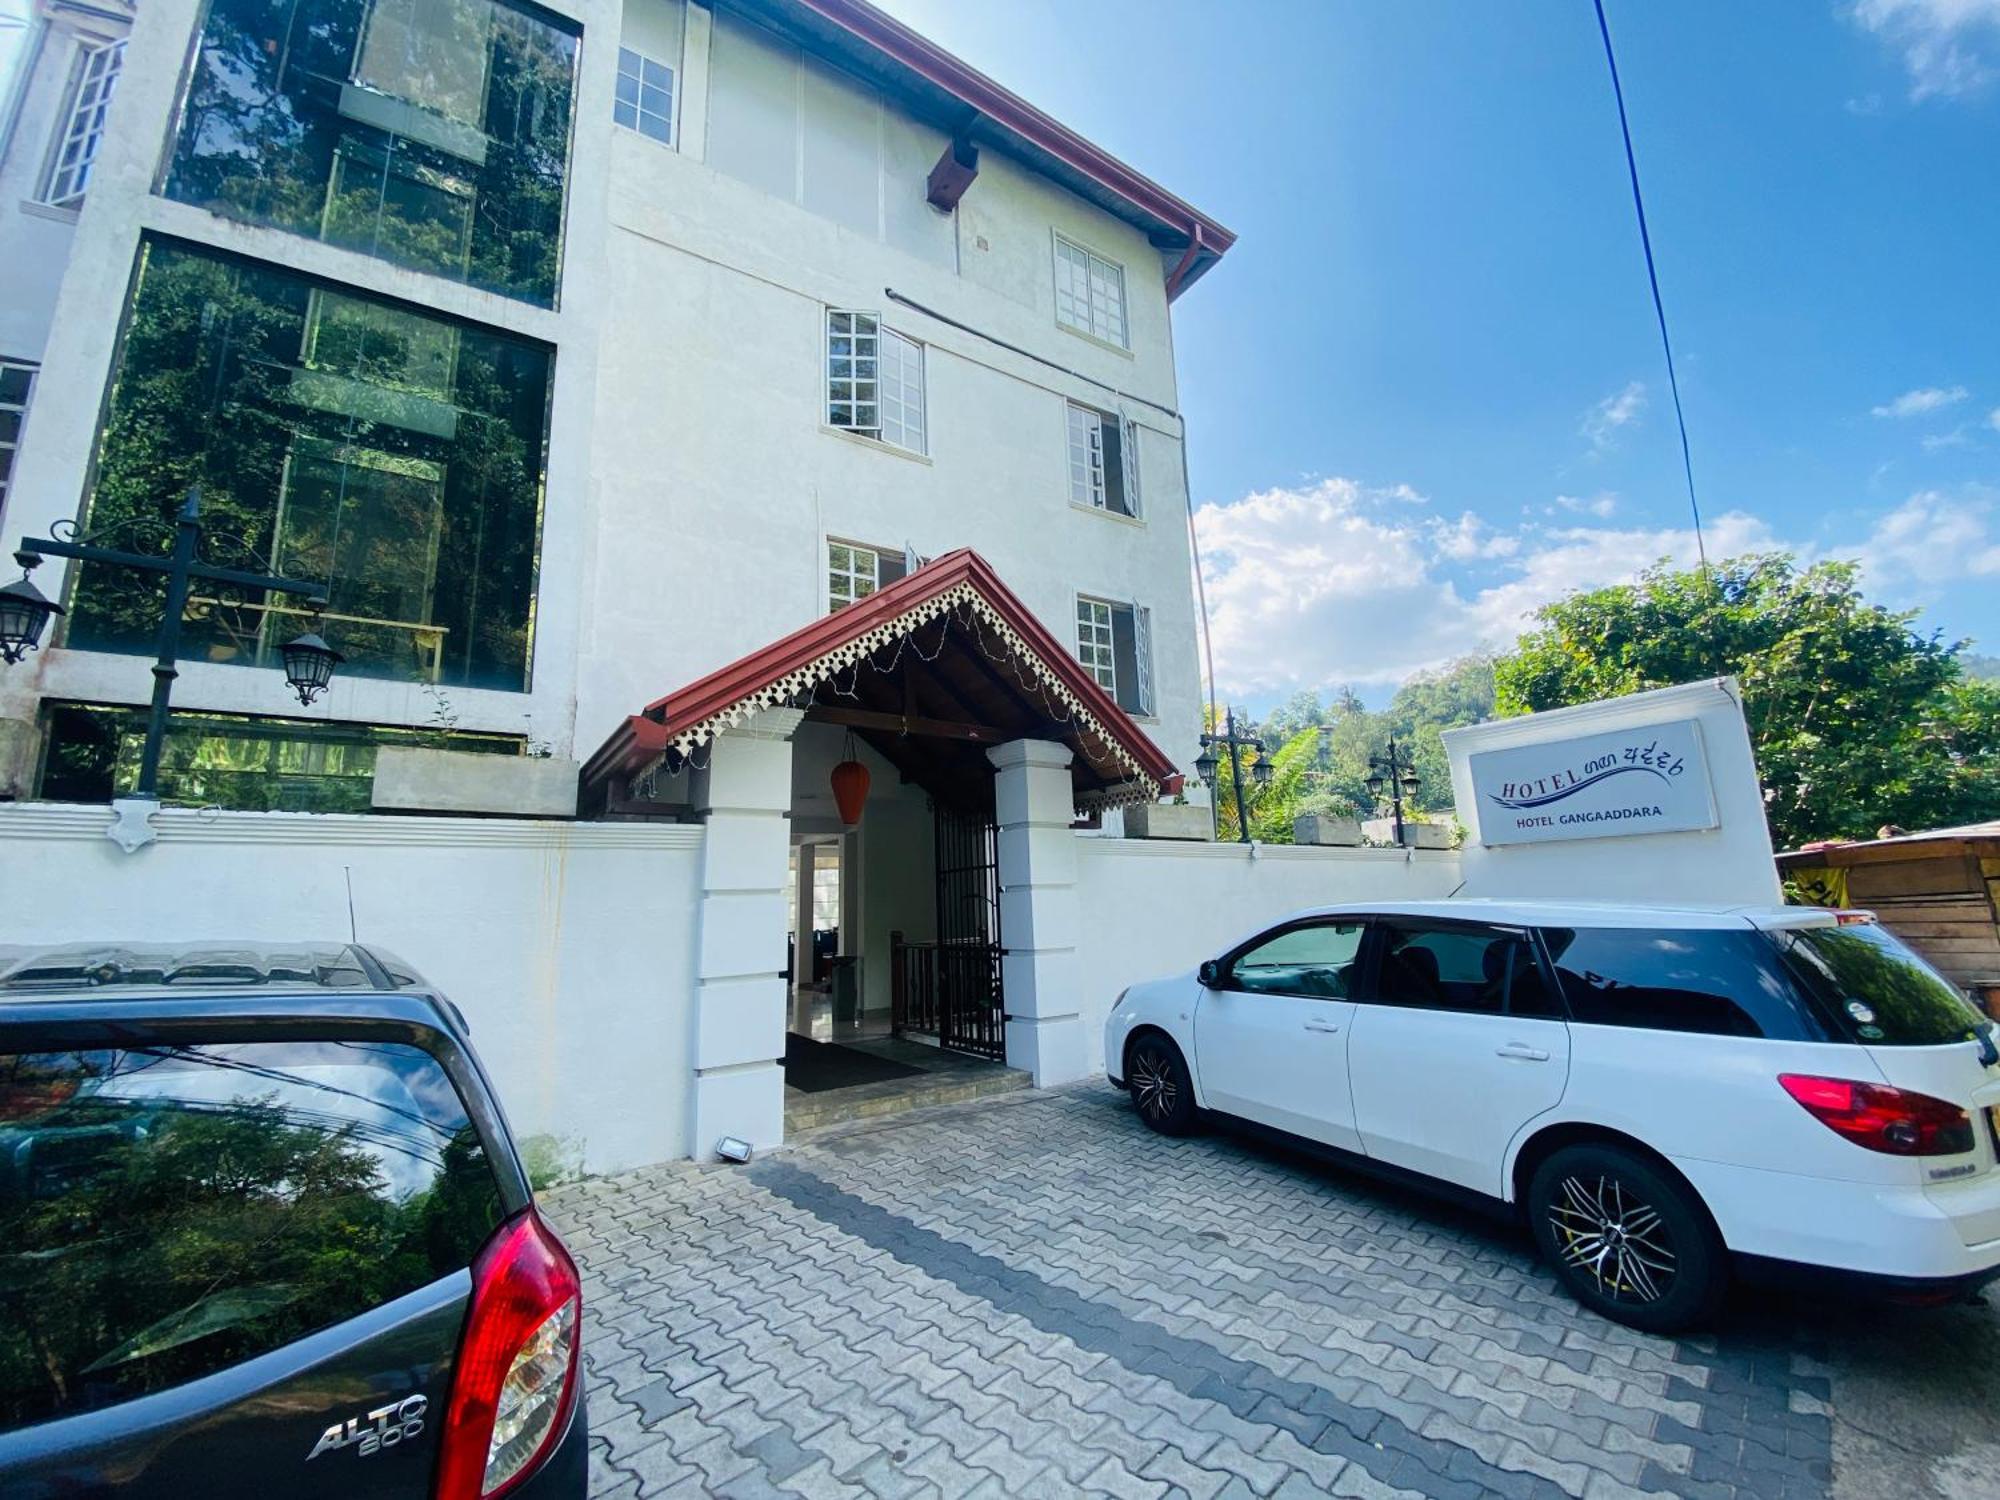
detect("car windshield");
top-left (1776, 922), bottom-right (1989, 1047)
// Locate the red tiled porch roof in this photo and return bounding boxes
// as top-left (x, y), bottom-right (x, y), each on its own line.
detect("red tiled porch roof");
top-left (580, 550), bottom-right (1183, 810)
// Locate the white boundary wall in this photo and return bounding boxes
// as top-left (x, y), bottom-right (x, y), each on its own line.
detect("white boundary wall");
top-left (0, 804), bottom-right (702, 1175)
top-left (1072, 840), bottom-right (1464, 1073)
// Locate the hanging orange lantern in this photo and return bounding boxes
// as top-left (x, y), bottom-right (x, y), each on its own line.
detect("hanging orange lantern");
top-left (830, 734), bottom-right (870, 827)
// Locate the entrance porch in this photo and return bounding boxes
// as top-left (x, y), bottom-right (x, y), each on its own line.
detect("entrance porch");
top-left (579, 550), bottom-right (1184, 1159)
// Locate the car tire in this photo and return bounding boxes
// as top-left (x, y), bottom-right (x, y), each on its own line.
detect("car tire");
top-left (1527, 1142), bottom-right (1726, 1333)
top-left (1125, 1033), bottom-right (1199, 1136)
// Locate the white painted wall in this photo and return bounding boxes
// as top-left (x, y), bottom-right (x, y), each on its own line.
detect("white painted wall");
top-left (0, 802), bottom-right (703, 1174)
top-left (1444, 678), bottom-right (1783, 908)
top-left (1071, 839), bottom-right (1466, 1073)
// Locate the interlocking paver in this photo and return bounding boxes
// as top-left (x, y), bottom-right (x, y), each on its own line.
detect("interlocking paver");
top-left (549, 1084), bottom-right (1851, 1500)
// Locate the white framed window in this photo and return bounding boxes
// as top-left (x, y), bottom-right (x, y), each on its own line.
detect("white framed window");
top-left (43, 38), bottom-right (125, 207)
top-left (827, 539), bottom-right (908, 611)
top-left (0, 361), bottom-right (35, 510)
top-left (1054, 234), bottom-right (1128, 349)
top-left (1067, 402), bottom-right (1139, 518)
top-left (1076, 596), bottom-right (1154, 716)
top-left (826, 310), bottom-right (925, 455)
top-left (615, 46), bottom-right (675, 144)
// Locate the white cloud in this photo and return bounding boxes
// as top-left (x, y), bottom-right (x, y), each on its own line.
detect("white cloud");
top-left (1582, 382), bottom-right (1647, 451)
top-left (1554, 492), bottom-right (1619, 518)
top-left (1191, 477), bottom-right (1775, 699)
top-left (1921, 425), bottom-right (1974, 451)
top-left (1192, 475), bottom-right (2000, 703)
top-left (1429, 511), bottom-right (1520, 561)
top-left (1855, 487), bottom-right (2000, 587)
top-left (1851, 0), bottom-right (2000, 99)
top-left (1987, 406), bottom-right (2000, 432)
top-left (1872, 384), bottom-right (1969, 417)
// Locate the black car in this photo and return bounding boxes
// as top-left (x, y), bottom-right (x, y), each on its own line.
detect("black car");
top-left (0, 942), bottom-right (588, 1499)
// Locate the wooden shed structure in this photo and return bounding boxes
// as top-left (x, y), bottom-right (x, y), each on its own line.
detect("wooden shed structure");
top-left (1777, 821), bottom-right (2000, 1016)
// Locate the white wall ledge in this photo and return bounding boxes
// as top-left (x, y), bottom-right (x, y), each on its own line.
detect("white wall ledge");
top-left (0, 803), bottom-right (702, 849)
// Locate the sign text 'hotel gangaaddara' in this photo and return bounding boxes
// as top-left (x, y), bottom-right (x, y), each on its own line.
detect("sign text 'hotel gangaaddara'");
top-left (1468, 718), bottom-right (1719, 846)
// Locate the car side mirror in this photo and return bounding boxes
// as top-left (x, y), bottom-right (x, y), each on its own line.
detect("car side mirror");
top-left (1197, 959), bottom-right (1224, 989)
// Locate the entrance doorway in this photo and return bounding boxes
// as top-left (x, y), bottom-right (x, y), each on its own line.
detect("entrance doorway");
top-left (891, 802), bottom-right (1005, 1059)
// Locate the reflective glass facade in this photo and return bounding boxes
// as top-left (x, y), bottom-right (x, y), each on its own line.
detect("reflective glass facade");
top-left (41, 702), bottom-right (521, 812)
top-left (166, 0), bottom-right (579, 306)
top-left (69, 239), bottom-right (552, 693)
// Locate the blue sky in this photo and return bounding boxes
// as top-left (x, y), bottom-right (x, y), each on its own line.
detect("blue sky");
top-left (4, 2), bottom-right (1995, 713)
top-left (875, 0), bottom-right (2000, 711)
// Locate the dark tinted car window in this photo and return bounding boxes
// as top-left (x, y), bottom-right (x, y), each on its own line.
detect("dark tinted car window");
top-left (0, 1040), bottom-right (504, 1434)
top-left (1230, 922), bottom-right (1366, 999)
top-left (1779, 922), bottom-right (1988, 1046)
top-left (1371, 921), bottom-right (1561, 1018)
top-left (1539, 926), bottom-right (1824, 1040)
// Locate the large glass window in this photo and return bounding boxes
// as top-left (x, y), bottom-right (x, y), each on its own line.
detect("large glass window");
top-left (68, 240), bottom-right (552, 694)
top-left (0, 1040), bottom-right (504, 1432)
top-left (40, 702), bottom-right (520, 812)
top-left (165, 0), bottom-right (578, 307)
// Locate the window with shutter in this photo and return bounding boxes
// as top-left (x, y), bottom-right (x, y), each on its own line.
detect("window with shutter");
top-left (827, 310), bottom-right (925, 454)
top-left (43, 38), bottom-right (124, 207)
top-left (1067, 402), bottom-right (1137, 517)
top-left (1076, 596), bottom-right (1154, 715)
top-left (827, 539), bottom-right (906, 611)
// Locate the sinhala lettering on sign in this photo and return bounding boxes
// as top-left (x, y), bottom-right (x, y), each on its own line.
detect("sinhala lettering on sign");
top-left (1469, 718), bottom-right (1718, 846)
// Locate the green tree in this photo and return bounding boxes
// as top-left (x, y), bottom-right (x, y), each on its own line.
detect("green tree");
top-left (1208, 654), bottom-right (1496, 842)
top-left (1492, 554), bottom-right (2000, 848)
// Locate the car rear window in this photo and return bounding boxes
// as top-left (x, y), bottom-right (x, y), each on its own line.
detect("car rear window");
top-left (1538, 926), bottom-right (1830, 1040)
top-left (1777, 922), bottom-right (1990, 1047)
top-left (0, 1039), bottom-right (505, 1434)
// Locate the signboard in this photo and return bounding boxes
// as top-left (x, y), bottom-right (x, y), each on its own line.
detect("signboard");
top-left (1469, 718), bottom-right (1717, 846)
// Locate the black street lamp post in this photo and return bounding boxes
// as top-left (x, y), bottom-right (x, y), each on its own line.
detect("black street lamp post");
top-left (0, 485), bottom-right (342, 800)
top-left (1365, 734), bottom-right (1422, 848)
top-left (1196, 706), bottom-right (1271, 844)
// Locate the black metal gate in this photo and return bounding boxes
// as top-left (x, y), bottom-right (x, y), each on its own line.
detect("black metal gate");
top-left (892, 802), bottom-right (1006, 1059)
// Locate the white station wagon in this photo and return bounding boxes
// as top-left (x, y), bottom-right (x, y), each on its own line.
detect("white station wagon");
top-left (1105, 899), bottom-right (2000, 1330)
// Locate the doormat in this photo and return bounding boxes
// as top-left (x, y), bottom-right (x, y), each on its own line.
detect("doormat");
top-left (783, 1034), bottom-right (925, 1093)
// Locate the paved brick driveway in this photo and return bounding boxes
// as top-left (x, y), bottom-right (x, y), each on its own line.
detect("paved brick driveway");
top-left (543, 1083), bottom-right (2000, 1500)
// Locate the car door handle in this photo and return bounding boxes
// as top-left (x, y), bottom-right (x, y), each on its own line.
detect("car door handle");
top-left (1303, 1020), bottom-right (1342, 1034)
top-left (1495, 1042), bottom-right (1550, 1061)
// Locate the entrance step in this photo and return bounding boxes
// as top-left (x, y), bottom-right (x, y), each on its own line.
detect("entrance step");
top-left (785, 1056), bottom-right (1032, 1136)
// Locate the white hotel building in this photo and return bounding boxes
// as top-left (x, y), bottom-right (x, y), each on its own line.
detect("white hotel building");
top-left (0, 0), bottom-right (1785, 1170)
top-left (0, 0), bottom-right (1254, 1150)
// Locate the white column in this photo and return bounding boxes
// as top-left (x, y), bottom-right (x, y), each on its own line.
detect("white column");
top-left (688, 707), bottom-right (800, 1159)
top-left (987, 739), bottom-right (1085, 1086)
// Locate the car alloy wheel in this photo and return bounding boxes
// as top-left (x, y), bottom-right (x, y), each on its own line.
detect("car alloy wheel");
top-left (1129, 1045), bottom-right (1180, 1124)
top-left (1547, 1171), bottom-right (1679, 1306)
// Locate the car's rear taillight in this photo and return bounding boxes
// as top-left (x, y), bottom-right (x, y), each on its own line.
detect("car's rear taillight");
top-left (435, 1209), bottom-right (582, 1500)
top-left (1778, 1073), bottom-right (1975, 1156)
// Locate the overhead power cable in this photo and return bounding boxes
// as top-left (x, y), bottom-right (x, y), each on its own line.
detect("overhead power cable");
top-left (1592, 0), bottom-right (1710, 578)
